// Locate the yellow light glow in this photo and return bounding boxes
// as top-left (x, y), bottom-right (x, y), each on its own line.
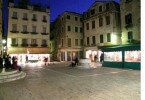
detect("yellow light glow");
top-left (111, 34), bottom-right (117, 44)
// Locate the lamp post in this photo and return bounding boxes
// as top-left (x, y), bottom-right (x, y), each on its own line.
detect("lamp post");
top-left (1, 39), bottom-right (6, 73)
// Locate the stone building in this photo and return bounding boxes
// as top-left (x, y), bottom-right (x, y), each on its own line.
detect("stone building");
top-left (51, 11), bottom-right (83, 61)
top-left (7, 2), bottom-right (50, 63)
top-left (120, 0), bottom-right (140, 44)
top-left (83, 1), bottom-right (121, 61)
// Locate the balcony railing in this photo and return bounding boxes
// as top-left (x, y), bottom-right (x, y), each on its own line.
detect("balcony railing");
top-left (125, 23), bottom-right (133, 29)
top-left (21, 44), bottom-right (29, 47)
top-left (31, 32), bottom-right (38, 35)
top-left (10, 31), bottom-right (19, 33)
top-left (42, 19), bottom-right (47, 23)
top-left (32, 18), bottom-right (37, 21)
top-left (41, 44), bottom-right (47, 47)
top-left (41, 33), bottom-right (49, 35)
top-left (21, 31), bottom-right (29, 34)
top-left (11, 44), bottom-right (18, 47)
top-left (30, 44), bottom-right (38, 47)
top-left (22, 18), bottom-right (28, 20)
top-left (12, 17), bottom-right (18, 19)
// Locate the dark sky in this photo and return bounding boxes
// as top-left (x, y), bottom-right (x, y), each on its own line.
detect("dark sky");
top-left (2, 0), bottom-right (120, 35)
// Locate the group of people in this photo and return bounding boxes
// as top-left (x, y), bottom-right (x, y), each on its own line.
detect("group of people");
top-left (71, 57), bottom-right (79, 67)
top-left (0, 55), bottom-right (21, 71)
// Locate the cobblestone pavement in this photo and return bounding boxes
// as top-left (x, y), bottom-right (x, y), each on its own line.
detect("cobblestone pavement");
top-left (0, 62), bottom-right (140, 100)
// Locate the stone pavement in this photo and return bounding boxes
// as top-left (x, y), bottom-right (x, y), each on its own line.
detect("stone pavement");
top-left (0, 62), bottom-right (140, 100)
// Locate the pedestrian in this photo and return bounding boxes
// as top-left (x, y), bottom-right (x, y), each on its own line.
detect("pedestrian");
top-left (0, 55), bottom-right (3, 68)
top-left (26, 55), bottom-right (28, 63)
top-left (75, 57), bottom-right (79, 66)
top-left (100, 53), bottom-right (104, 63)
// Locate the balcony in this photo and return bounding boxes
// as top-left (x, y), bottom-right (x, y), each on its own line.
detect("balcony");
top-left (12, 17), bottom-right (18, 19)
top-left (11, 44), bottom-right (18, 47)
top-left (31, 32), bottom-right (38, 35)
top-left (10, 31), bottom-right (19, 33)
top-left (91, 44), bottom-right (96, 46)
top-left (21, 31), bottom-right (29, 34)
top-left (41, 33), bottom-right (49, 35)
top-left (41, 44), bottom-right (47, 47)
top-left (21, 43), bottom-right (29, 47)
top-left (125, 23), bottom-right (133, 29)
top-left (30, 44), bottom-right (38, 47)
top-left (22, 18), bottom-right (28, 20)
top-left (32, 18), bottom-right (37, 21)
top-left (42, 19), bottom-right (47, 23)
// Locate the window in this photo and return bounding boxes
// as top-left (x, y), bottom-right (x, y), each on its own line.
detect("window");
top-left (12, 12), bottom-right (17, 18)
top-left (86, 23), bottom-right (89, 30)
top-left (67, 26), bottom-right (71, 31)
top-left (92, 36), bottom-right (96, 45)
top-left (12, 24), bottom-right (17, 31)
top-left (106, 15), bottom-right (110, 25)
top-left (61, 39), bottom-right (63, 47)
top-left (23, 13), bottom-right (27, 19)
top-left (68, 38), bottom-right (71, 47)
top-left (75, 17), bottom-right (78, 21)
top-left (67, 15), bottom-right (70, 19)
top-left (75, 27), bottom-right (78, 32)
top-left (43, 15), bottom-right (47, 22)
top-left (12, 38), bottom-right (17, 44)
top-left (32, 14), bottom-right (37, 21)
top-left (42, 39), bottom-right (47, 44)
top-left (100, 35), bottom-right (103, 43)
top-left (106, 3), bottom-right (110, 10)
top-left (80, 39), bottom-right (83, 46)
top-left (23, 25), bottom-right (27, 32)
top-left (31, 39), bottom-right (37, 44)
top-left (80, 18), bottom-right (82, 21)
top-left (75, 39), bottom-right (78, 46)
top-left (91, 9), bottom-right (95, 15)
top-left (107, 33), bottom-right (111, 42)
top-left (43, 27), bottom-right (46, 33)
top-left (128, 31), bottom-right (133, 40)
top-left (32, 26), bottom-right (36, 32)
top-left (80, 27), bottom-right (83, 33)
top-left (87, 37), bottom-right (90, 45)
top-left (22, 39), bottom-right (28, 44)
top-left (125, 14), bottom-right (132, 25)
top-left (99, 17), bottom-right (103, 27)
top-left (92, 20), bottom-right (95, 29)
top-left (99, 6), bottom-right (102, 12)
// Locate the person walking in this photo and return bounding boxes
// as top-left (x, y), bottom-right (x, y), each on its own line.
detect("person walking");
top-left (75, 57), bottom-right (79, 66)
top-left (0, 55), bottom-right (3, 68)
top-left (100, 53), bottom-right (104, 63)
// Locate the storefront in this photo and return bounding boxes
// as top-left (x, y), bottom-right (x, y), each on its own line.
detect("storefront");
top-left (101, 44), bottom-right (140, 70)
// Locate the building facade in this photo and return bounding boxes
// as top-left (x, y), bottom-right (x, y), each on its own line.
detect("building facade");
top-left (120, 0), bottom-right (140, 44)
top-left (7, 2), bottom-right (50, 62)
top-left (51, 12), bottom-right (83, 61)
top-left (83, 1), bottom-right (121, 61)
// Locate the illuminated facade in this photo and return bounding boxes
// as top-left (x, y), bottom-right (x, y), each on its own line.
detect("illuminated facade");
top-left (51, 12), bottom-right (83, 61)
top-left (7, 2), bottom-right (50, 55)
top-left (83, 1), bottom-right (121, 61)
top-left (120, 0), bottom-right (140, 44)
top-left (0, 0), bottom-right (2, 53)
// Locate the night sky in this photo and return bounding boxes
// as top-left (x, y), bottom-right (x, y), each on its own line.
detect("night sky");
top-left (2, 0), bottom-right (120, 35)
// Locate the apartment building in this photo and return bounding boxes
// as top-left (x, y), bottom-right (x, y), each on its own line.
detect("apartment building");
top-left (0, 0), bottom-right (2, 54)
top-left (120, 0), bottom-right (140, 44)
top-left (83, 1), bottom-right (121, 61)
top-left (7, 2), bottom-right (50, 62)
top-left (51, 11), bottom-right (83, 61)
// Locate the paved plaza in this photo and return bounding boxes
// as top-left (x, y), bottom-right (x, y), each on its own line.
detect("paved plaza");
top-left (0, 62), bottom-right (140, 100)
